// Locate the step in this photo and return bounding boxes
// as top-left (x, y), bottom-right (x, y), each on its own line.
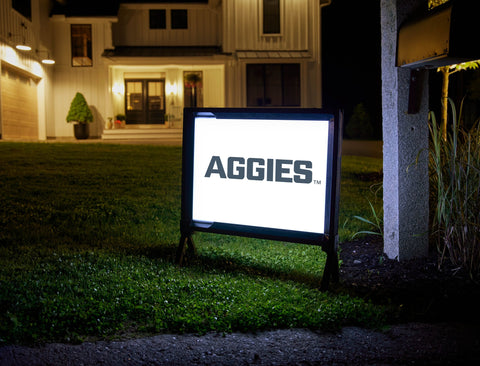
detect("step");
top-left (102, 127), bottom-right (183, 140)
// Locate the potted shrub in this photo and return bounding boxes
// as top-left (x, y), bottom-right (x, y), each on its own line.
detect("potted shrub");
top-left (66, 92), bottom-right (93, 139)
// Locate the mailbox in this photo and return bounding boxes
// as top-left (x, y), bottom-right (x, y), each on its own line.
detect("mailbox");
top-left (397, 1), bottom-right (480, 68)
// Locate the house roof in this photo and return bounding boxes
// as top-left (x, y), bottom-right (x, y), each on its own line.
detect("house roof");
top-left (120, 1), bottom-right (208, 3)
top-left (51, 0), bottom-right (209, 17)
top-left (51, 0), bottom-right (120, 17)
top-left (236, 51), bottom-right (312, 59)
top-left (102, 46), bottom-right (224, 58)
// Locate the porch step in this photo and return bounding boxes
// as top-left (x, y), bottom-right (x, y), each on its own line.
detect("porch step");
top-left (102, 127), bottom-right (183, 141)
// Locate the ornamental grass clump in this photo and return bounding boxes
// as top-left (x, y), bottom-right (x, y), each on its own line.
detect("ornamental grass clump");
top-left (429, 99), bottom-right (480, 279)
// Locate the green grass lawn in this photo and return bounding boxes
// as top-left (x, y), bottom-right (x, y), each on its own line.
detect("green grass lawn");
top-left (0, 142), bottom-right (383, 344)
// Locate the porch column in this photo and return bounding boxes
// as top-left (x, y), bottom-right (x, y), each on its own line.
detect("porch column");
top-left (381, 0), bottom-right (429, 260)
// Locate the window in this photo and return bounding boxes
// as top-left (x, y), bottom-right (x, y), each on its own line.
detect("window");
top-left (71, 25), bottom-right (92, 67)
top-left (171, 9), bottom-right (188, 29)
top-left (12, 0), bottom-right (31, 20)
top-left (247, 64), bottom-right (300, 107)
top-left (263, 0), bottom-right (280, 34)
top-left (149, 9), bottom-right (166, 29)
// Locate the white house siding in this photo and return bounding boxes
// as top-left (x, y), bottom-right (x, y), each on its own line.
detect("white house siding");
top-left (50, 18), bottom-right (115, 138)
top-left (221, 0), bottom-right (324, 108)
top-left (113, 4), bottom-right (220, 46)
top-left (203, 67), bottom-right (225, 107)
top-left (223, 0), bottom-right (311, 52)
top-left (0, 0), bottom-right (54, 140)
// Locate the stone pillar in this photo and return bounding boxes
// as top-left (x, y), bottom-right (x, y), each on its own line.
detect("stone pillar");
top-left (381, 0), bottom-right (429, 260)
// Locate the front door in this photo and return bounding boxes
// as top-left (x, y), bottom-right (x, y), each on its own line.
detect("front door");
top-left (125, 79), bottom-right (165, 124)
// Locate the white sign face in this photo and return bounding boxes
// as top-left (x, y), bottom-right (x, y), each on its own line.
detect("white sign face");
top-left (192, 117), bottom-right (330, 234)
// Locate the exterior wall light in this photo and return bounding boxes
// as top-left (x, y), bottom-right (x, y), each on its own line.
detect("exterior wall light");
top-left (10, 23), bottom-right (32, 51)
top-left (167, 82), bottom-right (178, 96)
top-left (15, 42), bottom-right (31, 51)
top-left (37, 50), bottom-right (55, 64)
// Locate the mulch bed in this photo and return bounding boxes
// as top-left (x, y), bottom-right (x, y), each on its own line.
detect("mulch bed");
top-left (337, 236), bottom-right (480, 323)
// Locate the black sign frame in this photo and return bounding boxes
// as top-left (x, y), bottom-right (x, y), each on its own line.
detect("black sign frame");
top-left (178, 108), bottom-right (343, 289)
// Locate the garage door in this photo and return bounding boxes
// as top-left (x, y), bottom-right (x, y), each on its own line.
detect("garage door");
top-left (1, 64), bottom-right (38, 140)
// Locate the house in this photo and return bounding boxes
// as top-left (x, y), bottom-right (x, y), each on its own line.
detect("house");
top-left (0, 0), bottom-right (331, 141)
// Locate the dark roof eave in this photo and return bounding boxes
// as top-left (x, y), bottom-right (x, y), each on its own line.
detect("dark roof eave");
top-left (102, 46), bottom-right (228, 58)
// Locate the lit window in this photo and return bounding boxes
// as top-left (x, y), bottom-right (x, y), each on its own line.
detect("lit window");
top-left (71, 25), bottom-right (92, 67)
top-left (150, 9), bottom-right (166, 29)
top-left (171, 9), bottom-right (188, 29)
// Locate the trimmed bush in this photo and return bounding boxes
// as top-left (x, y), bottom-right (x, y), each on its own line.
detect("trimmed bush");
top-left (345, 103), bottom-right (374, 140)
top-left (66, 92), bottom-right (93, 124)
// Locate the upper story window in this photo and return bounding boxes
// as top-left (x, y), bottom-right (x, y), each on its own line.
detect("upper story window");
top-left (263, 0), bottom-right (281, 34)
top-left (149, 9), bottom-right (166, 29)
top-left (148, 9), bottom-right (188, 30)
top-left (12, 0), bottom-right (31, 20)
top-left (171, 9), bottom-right (188, 29)
top-left (71, 24), bottom-right (92, 67)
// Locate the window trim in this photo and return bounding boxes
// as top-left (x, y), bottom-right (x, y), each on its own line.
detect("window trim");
top-left (259, 0), bottom-right (284, 37)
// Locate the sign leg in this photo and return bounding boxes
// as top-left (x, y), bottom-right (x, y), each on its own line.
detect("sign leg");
top-left (176, 234), bottom-right (197, 265)
top-left (320, 248), bottom-right (339, 291)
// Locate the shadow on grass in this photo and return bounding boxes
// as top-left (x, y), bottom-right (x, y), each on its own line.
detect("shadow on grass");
top-left (129, 242), bottom-right (326, 289)
top-left (195, 252), bottom-right (325, 288)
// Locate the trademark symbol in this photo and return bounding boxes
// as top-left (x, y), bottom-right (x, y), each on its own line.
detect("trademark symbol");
top-left (314, 180), bottom-right (322, 185)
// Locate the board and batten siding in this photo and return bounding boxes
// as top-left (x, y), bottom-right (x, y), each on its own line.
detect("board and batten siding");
top-left (223, 0), bottom-right (312, 52)
top-left (203, 67), bottom-right (225, 108)
top-left (53, 68), bottom-right (108, 138)
top-left (0, 0), bottom-right (35, 54)
top-left (112, 5), bottom-right (220, 46)
top-left (51, 20), bottom-right (112, 137)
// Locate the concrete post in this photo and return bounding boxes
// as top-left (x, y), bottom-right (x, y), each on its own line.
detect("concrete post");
top-left (381, 0), bottom-right (429, 260)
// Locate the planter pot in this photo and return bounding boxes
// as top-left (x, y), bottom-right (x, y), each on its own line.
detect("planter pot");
top-left (74, 123), bottom-right (90, 140)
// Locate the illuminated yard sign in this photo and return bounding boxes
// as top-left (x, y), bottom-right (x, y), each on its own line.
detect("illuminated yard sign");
top-left (178, 108), bottom-right (343, 288)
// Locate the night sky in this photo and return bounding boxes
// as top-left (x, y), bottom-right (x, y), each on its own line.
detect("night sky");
top-left (322, 0), bottom-right (382, 139)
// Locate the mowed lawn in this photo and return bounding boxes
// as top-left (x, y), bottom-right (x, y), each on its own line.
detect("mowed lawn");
top-left (0, 142), bottom-right (383, 344)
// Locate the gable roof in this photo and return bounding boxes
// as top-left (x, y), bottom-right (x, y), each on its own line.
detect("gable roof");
top-left (120, 1), bottom-right (208, 3)
top-left (51, 0), bottom-right (209, 17)
top-left (103, 46), bottom-right (223, 58)
top-left (51, 0), bottom-right (120, 17)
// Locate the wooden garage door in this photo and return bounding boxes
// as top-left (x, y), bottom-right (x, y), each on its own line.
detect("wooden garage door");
top-left (1, 65), bottom-right (38, 139)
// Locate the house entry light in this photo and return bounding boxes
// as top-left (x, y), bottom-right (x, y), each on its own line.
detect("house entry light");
top-left (167, 82), bottom-right (178, 96)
